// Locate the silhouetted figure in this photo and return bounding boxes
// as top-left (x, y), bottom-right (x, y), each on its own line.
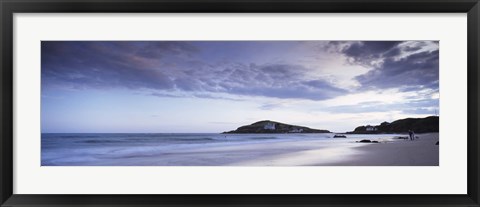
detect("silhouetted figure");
top-left (408, 130), bottom-right (415, 141)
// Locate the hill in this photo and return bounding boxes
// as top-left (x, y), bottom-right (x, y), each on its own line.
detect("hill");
top-left (347, 116), bottom-right (439, 134)
top-left (222, 120), bottom-right (330, 134)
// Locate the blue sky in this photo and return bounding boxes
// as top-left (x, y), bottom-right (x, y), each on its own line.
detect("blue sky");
top-left (41, 41), bottom-right (439, 133)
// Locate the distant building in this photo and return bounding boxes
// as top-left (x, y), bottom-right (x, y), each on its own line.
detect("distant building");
top-left (289, 128), bottom-right (303, 133)
top-left (365, 125), bottom-right (377, 131)
top-left (264, 122), bottom-right (276, 130)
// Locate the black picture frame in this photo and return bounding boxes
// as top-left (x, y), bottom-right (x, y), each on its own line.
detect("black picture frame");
top-left (1, 0), bottom-right (479, 206)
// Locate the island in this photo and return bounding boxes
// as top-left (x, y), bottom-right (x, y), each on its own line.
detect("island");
top-left (222, 120), bottom-right (330, 134)
top-left (347, 116), bottom-right (439, 134)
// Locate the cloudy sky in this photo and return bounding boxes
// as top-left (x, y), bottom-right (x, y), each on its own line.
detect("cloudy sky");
top-left (41, 41), bottom-right (439, 133)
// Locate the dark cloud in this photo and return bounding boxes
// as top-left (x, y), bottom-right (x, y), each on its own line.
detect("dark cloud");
top-left (340, 41), bottom-right (404, 65)
top-left (42, 42), bottom-right (347, 101)
top-left (383, 47), bottom-right (401, 58)
top-left (259, 103), bottom-right (282, 110)
top-left (150, 92), bottom-right (183, 98)
top-left (218, 64), bottom-right (346, 100)
top-left (43, 41), bottom-right (438, 102)
top-left (355, 50), bottom-right (439, 91)
top-left (328, 41), bottom-right (439, 92)
top-left (192, 94), bottom-right (243, 101)
top-left (41, 41), bottom-right (194, 91)
top-left (343, 41), bottom-right (401, 56)
top-left (135, 42), bottom-right (199, 59)
top-left (404, 45), bottom-right (423, 52)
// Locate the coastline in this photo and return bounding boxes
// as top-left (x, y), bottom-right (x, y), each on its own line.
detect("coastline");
top-left (43, 133), bottom-right (439, 166)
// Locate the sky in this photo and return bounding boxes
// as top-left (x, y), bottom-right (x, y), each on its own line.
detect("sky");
top-left (41, 41), bottom-right (439, 133)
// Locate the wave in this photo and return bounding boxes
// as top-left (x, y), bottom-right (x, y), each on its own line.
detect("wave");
top-left (249, 136), bottom-right (277, 140)
top-left (80, 140), bottom-right (126, 144)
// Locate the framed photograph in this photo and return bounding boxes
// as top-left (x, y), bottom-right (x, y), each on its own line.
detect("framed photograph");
top-left (1, 0), bottom-right (479, 206)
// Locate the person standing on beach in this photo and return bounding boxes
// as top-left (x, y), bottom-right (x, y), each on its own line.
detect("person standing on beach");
top-left (408, 130), bottom-right (415, 141)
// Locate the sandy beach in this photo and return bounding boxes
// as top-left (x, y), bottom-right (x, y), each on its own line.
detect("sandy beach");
top-left (329, 133), bottom-right (439, 166)
top-left (218, 133), bottom-right (438, 166)
top-left (47, 133), bottom-right (438, 166)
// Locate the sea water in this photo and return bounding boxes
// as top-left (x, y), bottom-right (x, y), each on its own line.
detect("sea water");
top-left (41, 133), bottom-right (404, 166)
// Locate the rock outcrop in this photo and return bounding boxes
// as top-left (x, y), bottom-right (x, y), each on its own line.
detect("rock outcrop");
top-left (347, 116), bottom-right (439, 134)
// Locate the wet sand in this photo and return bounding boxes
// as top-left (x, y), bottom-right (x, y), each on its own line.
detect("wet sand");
top-left (326, 133), bottom-right (439, 166)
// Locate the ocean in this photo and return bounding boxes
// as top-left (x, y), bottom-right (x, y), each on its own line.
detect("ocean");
top-left (41, 133), bottom-right (404, 166)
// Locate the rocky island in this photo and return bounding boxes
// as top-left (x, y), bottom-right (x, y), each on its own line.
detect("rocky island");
top-left (223, 120), bottom-right (330, 134)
